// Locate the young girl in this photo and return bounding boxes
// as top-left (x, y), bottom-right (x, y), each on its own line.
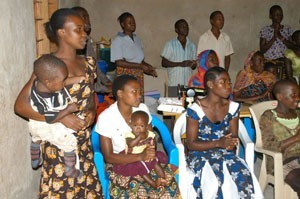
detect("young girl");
top-left (188, 49), bottom-right (219, 89)
top-left (260, 5), bottom-right (294, 80)
top-left (95, 75), bottom-right (180, 198)
top-left (186, 66), bottom-right (262, 198)
top-left (260, 79), bottom-right (300, 197)
top-left (285, 30), bottom-right (300, 83)
top-left (233, 51), bottom-right (276, 104)
top-left (113, 110), bottom-right (167, 188)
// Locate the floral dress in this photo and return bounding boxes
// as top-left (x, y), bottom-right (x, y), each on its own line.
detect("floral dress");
top-left (186, 102), bottom-right (255, 199)
top-left (39, 57), bottom-right (103, 199)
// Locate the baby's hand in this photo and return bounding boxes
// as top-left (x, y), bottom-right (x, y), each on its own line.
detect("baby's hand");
top-left (65, 102), bottom-right (79, 114)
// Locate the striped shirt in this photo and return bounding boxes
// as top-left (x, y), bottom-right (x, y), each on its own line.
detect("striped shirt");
top-left (161, 37), bottom-right (197, 86)
top-left (31, 80), bottom-right (69, 123)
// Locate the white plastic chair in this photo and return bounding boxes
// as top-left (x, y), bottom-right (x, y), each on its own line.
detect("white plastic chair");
top-left (173, 112), bottom-right (259, 199)
top-left (249, 100), bottom-right (297, 199)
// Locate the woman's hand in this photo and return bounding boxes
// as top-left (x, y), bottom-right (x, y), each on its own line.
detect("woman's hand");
top-left (84, 110), bottom-right (95, 129)
top-left (141, 62), bottom-right (157, 77)
top-left (219, 133), bottom-right (239, 150)
top-left (60, 114), bottom-right (87, 131)
top-left (141, 144), bottom-right (156, 161)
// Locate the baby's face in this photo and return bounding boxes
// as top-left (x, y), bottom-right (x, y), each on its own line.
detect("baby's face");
top-left (130, 117), bottom-right (148, 137)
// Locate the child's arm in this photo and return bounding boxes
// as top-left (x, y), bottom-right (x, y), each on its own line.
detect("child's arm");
top-left (48, 102), bottom-right (79, 123)
top-left (126, 134), bottom-right (142, 148)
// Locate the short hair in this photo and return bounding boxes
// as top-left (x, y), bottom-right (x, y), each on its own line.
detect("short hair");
top-left (203, 66), bottom-right (227, 90)
top-left (112, 75), bottom-right (137, 100)
top-left (269, 5), bottom-right (282, 15)
top-left (210, 10), bottom-right (223, 20)
top-left (272, 79), bottom-right (298, 99)
top-left (131, 110), bottom-right (149, 124)
top-left (33, 54), bottom-right (67, 82)
top-left (117, 12), bottom-right (134, 26)
top-left (174, 19), bottom-right (187, 29)
top-left (292, 30), bottom-right (300, 41)
top-left (45, 8), bottom-right (80, 44)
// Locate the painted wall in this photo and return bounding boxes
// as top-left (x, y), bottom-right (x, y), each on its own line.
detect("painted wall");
top-left (81, 0), bottom-right (300, 95)
top-left (0, 0), bottom-right (39, 198)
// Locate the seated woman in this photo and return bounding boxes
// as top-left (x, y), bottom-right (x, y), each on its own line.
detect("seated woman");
top-left (186, 66), bottom-right (262, 198)
top-left (285, 30), bottom-right (300, 84)
top-left (260, 79), bottom-right (300, 197)
top-left (233, 51), bottom-right (276, 104)
top-left (95, 75), bottom-right (180, 198)
top-left (188, 49), bottom-right (219, 89)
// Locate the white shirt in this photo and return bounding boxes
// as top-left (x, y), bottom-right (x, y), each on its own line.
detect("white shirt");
top-left (197, 29), bottom-right (234, 68)
top-left (95, 102), bottom-right (151, 153)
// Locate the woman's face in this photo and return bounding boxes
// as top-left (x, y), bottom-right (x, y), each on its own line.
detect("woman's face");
top-left (270, 8), bottom-right (283, 24)
top-left (121, 16), bottom-right (136, 33)
top-left (251, 54), bottom-right (265, 73)
top-left (119, 80), bottom-right (141, 107)
top-left (209, 72), bottom-right (232, 98)
top-left (60, 15), bottom-right (87, 49)
top-left (207, 52), bottom-right (219, 68)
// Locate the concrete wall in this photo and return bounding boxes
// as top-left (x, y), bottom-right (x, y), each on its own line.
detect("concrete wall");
top-left (0, 0), bottom-right (39, 198)
top-left (81, 0), bottom-right (300, 95)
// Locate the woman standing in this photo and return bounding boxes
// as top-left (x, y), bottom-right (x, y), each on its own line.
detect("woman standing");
top-left (95, 75), bottom-right (180, 198)
top-left (111, 12), bottom-right (157, 101)
top-left (14, 8), bottom-right (102, 198)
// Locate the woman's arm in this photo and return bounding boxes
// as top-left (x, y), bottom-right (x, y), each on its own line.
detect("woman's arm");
top-left (260, 37), bottom-right (276, 54)
top-left (186, 117), bottom-right (238, 151)
top-left (233, 89), bottom-right (268, 104)
top-left (14, 73), bottom-right (45, 121)
top-left (100, 136), bottom-right (156, 164)
top-left (285, 57), bottom-right (298, 83)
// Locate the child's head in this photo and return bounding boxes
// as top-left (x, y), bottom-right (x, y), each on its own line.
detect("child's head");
top-left (273, 79), bottom-right (299, 109)
top-left (264, 62), bottom-right (277, 76)
top-left (250, 51), bottom-right (265, 73)
top-left (112, 75), bottom-right (141, 105)
top-left (292, 30), bottom-right (300, 48)
top-left (210, 11), bottom-right (224, 30)
top-left (33, 54), bottom-right (68, 93)
top-left (269, 5), bottom-right (283, 23)
top-left (72, 6), bottom-right (91, 35)
top-left (204, 66), bottom-right (231, 98)
top-left (118, 12), bottom-right (135, 32)
top-left (175, 19), bottom-right (189, 37)
top-left (130, 111), bottom-right (149, 137)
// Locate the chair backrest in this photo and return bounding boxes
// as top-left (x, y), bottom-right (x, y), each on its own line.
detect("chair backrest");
top-left (249, 100), bottom-right (278, 148)
top-left (173, 111), bottom-right (187, 145)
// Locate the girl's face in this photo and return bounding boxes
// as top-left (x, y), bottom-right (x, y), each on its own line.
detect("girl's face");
top-left (207, 52), bottom-right (219, 68)
top-left (279, 84), bottom-right (300, 110)
top-left (209, 72), bottom-right (232, 98)
top-left (119, 80), bottom-right (141, 107)
top-left (251, 54), bottom-right (265, 73)
top-left (270, 8), bottom-right (283, 24)
top-left (130, 117), bottom-right (148, 138)
top-left (60, 15), bottom-right (87, 49)
top-left (121, 16), bottom-right (136, 33)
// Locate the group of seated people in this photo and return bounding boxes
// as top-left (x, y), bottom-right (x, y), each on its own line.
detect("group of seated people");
top-left (13, 4), bottom-right (300, 199)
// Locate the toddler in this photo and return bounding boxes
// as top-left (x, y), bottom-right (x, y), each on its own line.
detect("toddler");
top-left (113, 110), bottom-right (168, 188)
top-left (28, 54), bottom-right (84, 178)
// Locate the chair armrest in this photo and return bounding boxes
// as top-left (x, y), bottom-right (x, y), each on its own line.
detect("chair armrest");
top-left (151, 114), bottom-right (179, 168)
top-left (255, 146), bottom-right (283, 161)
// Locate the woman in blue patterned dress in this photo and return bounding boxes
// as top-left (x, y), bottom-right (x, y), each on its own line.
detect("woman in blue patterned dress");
top-left (186, 66), bottom-right (261, 199)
